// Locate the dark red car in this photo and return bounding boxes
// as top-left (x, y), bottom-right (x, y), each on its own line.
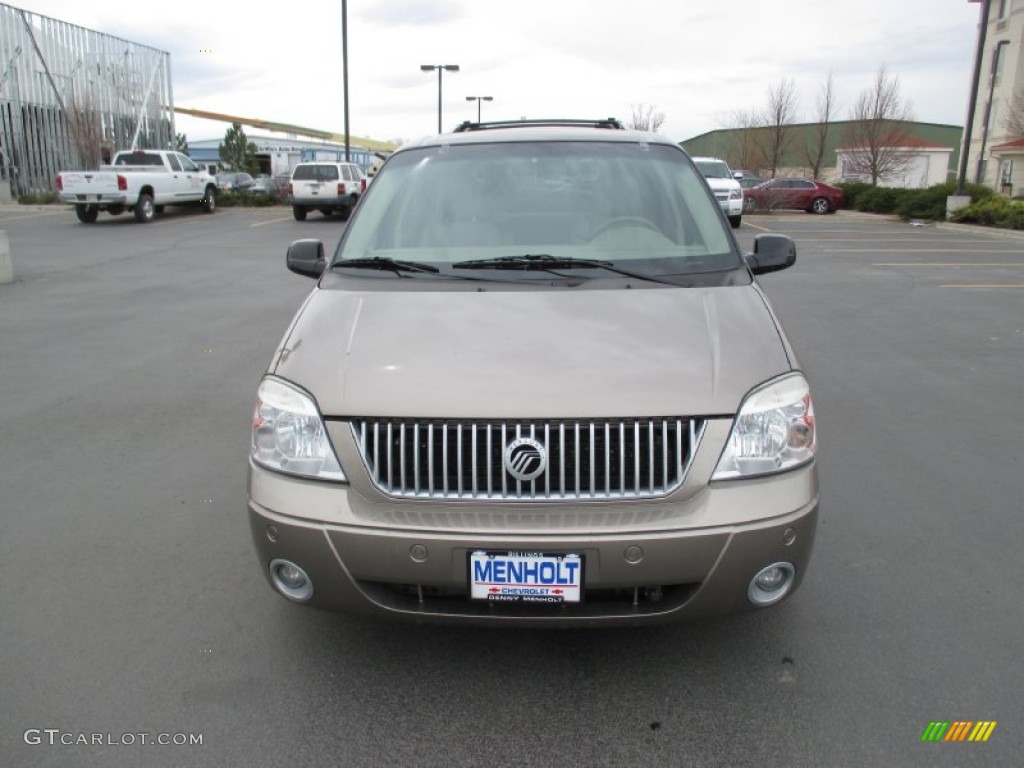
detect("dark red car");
top-left (743, 178), bottom-right (845, 214)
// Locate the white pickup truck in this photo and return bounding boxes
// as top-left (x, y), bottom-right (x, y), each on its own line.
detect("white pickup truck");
top-left (56, 150), bottom-right (218, 223)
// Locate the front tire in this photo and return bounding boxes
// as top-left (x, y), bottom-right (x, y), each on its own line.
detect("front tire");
top-left (292, 205), bottom-right (307, 221)
top-left (134, 193), bottom-right (155, 223)
top-left (743, 196), bottom-right (757, 213)
top-left (728, 214), bottom-right (742, 229)
top-left (75, 204), bottom-right (98, 223)
top-left (201, 186), bottom-right (217, 213)
top-left (810, 197), bottom-right (830, 214)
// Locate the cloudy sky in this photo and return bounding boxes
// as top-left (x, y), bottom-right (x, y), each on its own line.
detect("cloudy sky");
top-left (19, 0), bottom-right (984, 146)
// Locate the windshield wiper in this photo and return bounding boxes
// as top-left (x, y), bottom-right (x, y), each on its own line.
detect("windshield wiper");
top-left (453, 254), bottom-right (683, 286)
top-left (332, 257), bottom-right (439, 275)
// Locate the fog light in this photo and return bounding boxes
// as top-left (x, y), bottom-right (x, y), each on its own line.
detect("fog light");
top-left (269, 558), bottom-right (313, 602)
top-left (748, 562), bottom-right (795, 606)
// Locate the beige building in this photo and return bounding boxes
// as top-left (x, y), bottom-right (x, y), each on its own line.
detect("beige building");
top-left (967, 0), bottom-right (1024, 194)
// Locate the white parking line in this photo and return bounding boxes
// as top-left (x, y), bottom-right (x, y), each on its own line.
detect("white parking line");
top-left (874, 262), bottom-right (1024, 267)
top-left (251, 216), bottom-right (293, 228)
top-left (0, 210), bottom-right (69, 222)
top-left (941, 283), bottom-right (1024, 289)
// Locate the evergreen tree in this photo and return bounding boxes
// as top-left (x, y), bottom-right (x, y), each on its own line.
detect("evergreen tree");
top-left (219, 123), bottom-right (259, 174)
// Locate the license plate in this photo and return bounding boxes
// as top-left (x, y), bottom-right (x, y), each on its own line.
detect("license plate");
top-left (469, 551), bottom-right (583, 604)
top-left (85, 194), bottom-right (99, 202)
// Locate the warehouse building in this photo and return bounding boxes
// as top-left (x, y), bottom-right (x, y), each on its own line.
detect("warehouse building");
top-left (186, 135), bottom-right (385, 178)
top-left (0, 3), bottom-right (174, 198)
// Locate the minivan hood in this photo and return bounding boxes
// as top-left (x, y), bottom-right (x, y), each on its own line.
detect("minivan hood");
top-left (271, 283), bottom-right (791, 419)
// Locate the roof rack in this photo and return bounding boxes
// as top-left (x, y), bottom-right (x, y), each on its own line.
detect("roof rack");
top-left (452, 118), bottom-right (625, 133)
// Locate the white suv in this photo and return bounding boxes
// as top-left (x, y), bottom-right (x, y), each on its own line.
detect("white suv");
top-left (692, 156), bottom-right (743, 229)
top-left (288, 162), bottom-right (366, 221)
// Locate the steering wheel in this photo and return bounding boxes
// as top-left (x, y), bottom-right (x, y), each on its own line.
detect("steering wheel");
top-left (589, 216), bottom-right (663, 241)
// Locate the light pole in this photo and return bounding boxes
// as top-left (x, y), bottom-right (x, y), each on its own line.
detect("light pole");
top-left (420, 64), bottom-right (460, 133)
top-left (976, 39), bottom-right (1011, 185)
top-left (465, 95), bottom-right (493, 123)
top-left (957, 0), bottom-right (991, 194)
top-left (341, 0), bottom-right (349, 161)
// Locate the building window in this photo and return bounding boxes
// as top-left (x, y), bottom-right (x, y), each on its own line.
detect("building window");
top-left (998, 0), bottom-right (1009, 19)
top-left (1001, 160), bottom-right (1013, 187)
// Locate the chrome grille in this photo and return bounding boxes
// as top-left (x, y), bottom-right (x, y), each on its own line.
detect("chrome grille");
top-left (351, 418), bottom-right (704, 501)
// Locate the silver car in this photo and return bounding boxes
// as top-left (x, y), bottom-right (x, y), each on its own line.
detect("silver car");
top-left (249, 118), bottom-right (818, 626)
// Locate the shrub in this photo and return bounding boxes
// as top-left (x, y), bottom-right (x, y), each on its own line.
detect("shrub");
top-left (837, 181), bottom-right (997, 221)
top-left (951, 197), bottom-right (1024, 229)
top-left (856, 186), bottom-right (904, 214)
top-left (215, 191), bottom-right (279, 208)
top-left (18, 192), bottom-right (58, 204)
top-left (836, 181), bottom-right (873, 210)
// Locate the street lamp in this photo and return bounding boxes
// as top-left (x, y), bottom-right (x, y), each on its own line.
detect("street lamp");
top-left (341, 0), bottom-right (349, 161)
top-left (420, 64), bottom-right (460, 133)
top-left (465, 95), bottom-right (493, 123)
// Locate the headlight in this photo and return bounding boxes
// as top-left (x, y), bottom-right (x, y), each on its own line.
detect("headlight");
top-left (730, 188), bottom-right (743, 200)
top-left (251, 377), bottom-right (346, 481)
top-left (712, 373), bottom-right (815, 480)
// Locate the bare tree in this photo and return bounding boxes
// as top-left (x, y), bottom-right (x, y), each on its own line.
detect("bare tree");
top-left (760, 79), bottom-right (799, 177)
top-left (722, 109), bottom-right (767, 173)
top-left (804, 72), bottom-right (837, 179)
top-left (66, 95), bottom-right (105, 170)
top-left (842, 65), bottom-right (915, 185)
top-left (629, 103), bottom-right (666, 132)
top-left (1003, 85), bottom-right (1024, 138)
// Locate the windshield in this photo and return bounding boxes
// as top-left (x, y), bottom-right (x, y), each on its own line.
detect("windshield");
top-left (335, 141), bottom-right (739, 279)
top-left (694, 160), bottom-right (732, 179)
top-left (293, 165), bottom-right (339, 181)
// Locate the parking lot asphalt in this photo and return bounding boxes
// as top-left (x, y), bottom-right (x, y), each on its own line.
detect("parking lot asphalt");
top-left (1, 206), bottom-right (1022, 767)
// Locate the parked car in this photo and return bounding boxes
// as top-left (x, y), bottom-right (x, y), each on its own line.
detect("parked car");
top-left (743, 178), bottom-right (845, 214)
top-left (247, 118), bottom-right (819, 627)
top-left (691, 156), bottom-right (744, 228)
top-left (288, 162), bottom-right (366, 221)
top-left (216, 172), bottom-right (255, 193)
top-left (247, 175), bottom-right (273, 195)
top-left (738, 175), bottom-right (766, 189)
top-left (56, 149), bottom-right (217, 223)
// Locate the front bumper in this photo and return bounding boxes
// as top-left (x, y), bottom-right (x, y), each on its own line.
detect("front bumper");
top-left (716, 197), bottom-right (743, 216)
top-left (247, 460), bottom-right (819, 627)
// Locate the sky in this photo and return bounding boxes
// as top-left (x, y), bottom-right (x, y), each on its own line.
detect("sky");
top-left (17, 0), bottom-right (985, 147)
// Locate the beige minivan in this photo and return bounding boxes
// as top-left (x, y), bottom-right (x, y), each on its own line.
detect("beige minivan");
top-left (249, 118), bottom-right (818, 626)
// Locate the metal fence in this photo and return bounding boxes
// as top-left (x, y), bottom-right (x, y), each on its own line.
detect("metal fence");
top-left (0, 3), bottom-right (174, 195)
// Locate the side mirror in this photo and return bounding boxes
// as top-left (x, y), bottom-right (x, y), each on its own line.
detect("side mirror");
top-left (745, 233), bottom-right (796, 275)
top-left (733, 172), bottom-right (744, 180)
top-left (286, 239), bottom-right (326, 278)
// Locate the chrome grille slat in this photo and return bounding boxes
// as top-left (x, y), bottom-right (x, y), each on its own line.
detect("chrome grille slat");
top-left (634, 421), bottom-right (640, 494)
top-left (589, 422), bottom-right (596, 498)
top-left (619, 422), bottom-right (625, 496)
top-left (442, 423), bottom-right (448, 496)
top-left (471, 424), bottom-right (477, 497)
top-left (648, 421), bottom-right (655, 490)
top-left (351, 417), bottom-right (703, 501)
